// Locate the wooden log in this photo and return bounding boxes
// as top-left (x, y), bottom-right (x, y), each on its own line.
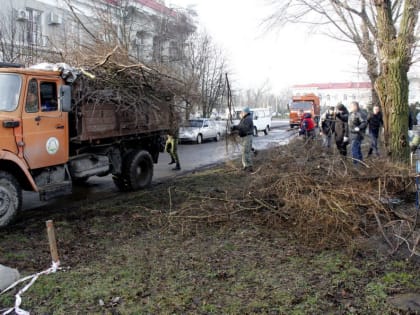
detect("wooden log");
top-left (46, 220), bottom-right (60, 265)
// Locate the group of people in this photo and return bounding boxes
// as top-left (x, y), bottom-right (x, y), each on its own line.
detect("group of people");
top-left (164, 101), bottom-right (385, 173)
top-left (315, 101), bottom-right (384, 164)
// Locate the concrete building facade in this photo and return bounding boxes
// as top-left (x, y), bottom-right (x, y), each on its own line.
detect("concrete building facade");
top-left (293, 78), bottom-right (420, 108)
top-left (0, 0), bottom-right (195, 65)
top-left (292, 82), bottom-right (373, 108)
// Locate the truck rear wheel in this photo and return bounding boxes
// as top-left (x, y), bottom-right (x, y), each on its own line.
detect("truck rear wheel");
top-left (113, 150), bottom-right (153, 191)
top-left (0, 171), bottom-right (22, 228)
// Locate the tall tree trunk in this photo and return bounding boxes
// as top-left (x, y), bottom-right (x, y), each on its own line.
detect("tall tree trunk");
top-left (374, 0), bottom-right (418, 162)
top-left (375, 62), bottom-right (410, 161)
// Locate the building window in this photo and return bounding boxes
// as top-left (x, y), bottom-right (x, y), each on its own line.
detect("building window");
top-left (169, 41), bottom-right (180, 61)
top-left (26, 8), bottom-right (42, 45)
top-left (153, 36), bottom-right (162, 62)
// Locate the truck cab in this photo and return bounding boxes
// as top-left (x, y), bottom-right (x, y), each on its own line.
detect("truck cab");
top-left (0, 66), bottom-right (73, 227)
top-left (288, 94), bottom-right (321, 128)
top-left (0, 63), bottom-right (167, 227)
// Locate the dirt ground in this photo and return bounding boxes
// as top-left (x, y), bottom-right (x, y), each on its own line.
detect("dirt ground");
top-left (1, 153), bottom-right (420, 314)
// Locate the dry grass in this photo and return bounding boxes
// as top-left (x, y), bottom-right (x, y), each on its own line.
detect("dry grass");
top-left (142, 139), bottom-right (418, 252)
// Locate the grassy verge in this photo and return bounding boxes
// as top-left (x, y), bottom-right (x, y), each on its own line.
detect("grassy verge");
top-left (1, 165), bottom-right (419, 314)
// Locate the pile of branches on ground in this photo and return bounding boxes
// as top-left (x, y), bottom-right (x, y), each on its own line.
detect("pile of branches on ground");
top-left (147, 139), bottom-right (419, 254)
top-left (248, 140), bottom-right (418, 252)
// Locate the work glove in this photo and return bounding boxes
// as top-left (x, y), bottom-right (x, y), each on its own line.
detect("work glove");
top-left (343, 136), bottom-right (348, 143)
top-left (354, 127), bottom-right (360, 132)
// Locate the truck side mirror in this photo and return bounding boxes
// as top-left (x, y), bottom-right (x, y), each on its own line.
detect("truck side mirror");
top-left (60, 85), bottom-right (72, 112)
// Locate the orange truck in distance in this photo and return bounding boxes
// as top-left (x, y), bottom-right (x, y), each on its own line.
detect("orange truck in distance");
top-left (288, 94), bottom-right (321, 128)
top-left (0, 62), bottom-right (173, 227)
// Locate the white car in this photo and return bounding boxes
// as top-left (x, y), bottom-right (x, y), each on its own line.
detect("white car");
top-left (179, 119), bottom-right (222, 144)
top-left (232, 108), bottom-right (272, 136)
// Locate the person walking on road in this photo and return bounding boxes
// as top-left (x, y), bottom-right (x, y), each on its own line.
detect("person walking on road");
top-left (367, 105), bottom-right (383, 157)
top-left (231, 107), bottom-right (254, 172)
top-left (165, 130), bottom-right (181, 171)
top-left (349, 101), bottom-right (367, 164)
top-left (320, 106), bottom-right (335, 148)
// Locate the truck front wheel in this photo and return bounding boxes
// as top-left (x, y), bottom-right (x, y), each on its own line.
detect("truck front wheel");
top-left (113, 150), bottom-right (153, 192)
top-left (0, 171), bottom-right (22, 228)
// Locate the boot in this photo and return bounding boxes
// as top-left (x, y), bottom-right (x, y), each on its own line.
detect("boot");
top-left (168, 158), bottom-right (176, 165)
top-left (172, 162), bottom-right (181, 171)
top-left (367, 148), bottom-right (373, 156)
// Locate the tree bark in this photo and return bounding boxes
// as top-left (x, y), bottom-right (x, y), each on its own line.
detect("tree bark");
top-left (374, 0), bottom-right (418, 162)
top-left (375, 61), bottom-right (410, 161)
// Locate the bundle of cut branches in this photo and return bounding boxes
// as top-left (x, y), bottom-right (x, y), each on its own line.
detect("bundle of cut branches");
top-left (243, 140), bottom-right (417, 249)
top-left (69, 47), bottom-right (183, 139)
top-left (153, 140), bottom-right (417, 252)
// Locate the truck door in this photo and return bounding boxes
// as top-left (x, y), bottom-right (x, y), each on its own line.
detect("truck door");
top-left (21, 78), bottom-right (69, 169)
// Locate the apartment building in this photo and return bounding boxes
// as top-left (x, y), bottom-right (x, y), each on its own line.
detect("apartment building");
top-left (292, 82), bottom-right (373, 108)
top-left (0, 0), bottom-right (195, 65)
top-left (293, 79), bottom-right (420, 108)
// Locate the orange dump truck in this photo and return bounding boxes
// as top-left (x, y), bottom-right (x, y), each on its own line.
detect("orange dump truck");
top-left (0, 63), bottom-right (173, 227)
top-left (288, 94), bottom-right (321, 128)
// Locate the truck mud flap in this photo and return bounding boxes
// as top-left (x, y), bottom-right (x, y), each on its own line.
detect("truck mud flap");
top-left (39, 181), bottom-right (72, 201)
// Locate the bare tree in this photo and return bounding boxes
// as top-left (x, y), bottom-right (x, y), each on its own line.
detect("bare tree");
top-left (238, 79), bottom-right (272, 108)
top-left (266, 0), bottom-right (419, 161)
top-left (0, 4), bottom-right (58, 65)
top-left (63, 0), bottom-right (195, 66)
top-left (176, 30), bottom-right (229, 118)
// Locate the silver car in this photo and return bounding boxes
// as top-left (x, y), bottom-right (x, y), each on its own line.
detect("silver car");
top-left (179, 119), bottom-right (222, 144)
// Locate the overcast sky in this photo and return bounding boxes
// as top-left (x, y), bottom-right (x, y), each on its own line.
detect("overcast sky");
top-left (167, 0), bottom-right (368, 93)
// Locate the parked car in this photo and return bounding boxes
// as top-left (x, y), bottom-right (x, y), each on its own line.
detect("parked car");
top-left (179, 119), bottom-right (222, 144)
top-left (232, 108), bottom-right (272, 136)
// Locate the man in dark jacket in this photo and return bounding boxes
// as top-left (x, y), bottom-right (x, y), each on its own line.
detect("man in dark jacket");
top-left (334, 104), bottom-right (349, 156)
top-left (367, 105), bottom-right (383, 156)
top-left (349, 101), bottom-right (367, 164)
top-left (232, 107), bottom-right (254, 171)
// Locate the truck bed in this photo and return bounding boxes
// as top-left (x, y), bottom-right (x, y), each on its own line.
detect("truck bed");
top-left (72, 102), bottom-right (171, 142)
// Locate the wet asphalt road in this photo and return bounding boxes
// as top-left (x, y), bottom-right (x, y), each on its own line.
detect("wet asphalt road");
top-left (22, 120), bottom-right (294, 211)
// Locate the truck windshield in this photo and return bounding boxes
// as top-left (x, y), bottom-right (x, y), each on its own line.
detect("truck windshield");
top-left (0, 74), bottom-right (21, 112)
top-left (290, 101), bottom-right (313, 111)
top-left (187, 120), bottom-right (204, 128)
